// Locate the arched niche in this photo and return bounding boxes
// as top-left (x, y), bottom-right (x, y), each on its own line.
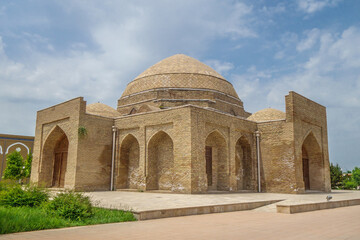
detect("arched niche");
top-left (40, 126), bottom-right (69, 188)
top-left (235, 136), bottom-right (253, 190)
top-left (147, 131), bottom-right (174, 190)
top-left (302, 132), bottom-right (324, 191)
top-left (205, 131), bottom-right (229, 191)
top-left (117, 134), bottom-right (140, 189)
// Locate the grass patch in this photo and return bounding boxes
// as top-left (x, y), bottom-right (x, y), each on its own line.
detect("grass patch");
top-left (0, 206), bottom-right (136, 234)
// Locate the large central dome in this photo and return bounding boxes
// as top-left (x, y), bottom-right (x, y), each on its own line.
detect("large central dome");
top-left (121, 54), bottom-right (239, 98)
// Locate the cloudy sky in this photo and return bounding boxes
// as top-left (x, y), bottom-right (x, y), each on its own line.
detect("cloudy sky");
top-left (0, 0), bottom-right (359, 169)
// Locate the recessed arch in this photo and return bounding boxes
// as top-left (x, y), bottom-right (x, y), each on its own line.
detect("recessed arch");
top-left (147, 131), bottom-right (174, 190)
top-left (129, 108), bottom-right (137, 115)
top-left (39, 125), bottom-right (69, 187)
top-left (5, 142), bottom-right (30, 154)
top-left (117, 134), bottom-right (140, 189)
top-left (301, 131), bottom-right (324, 191)
top-left (205, 130), bottom-right (229, 191)
top-left (205, 129), bottom-right (227, 143)
top-left (301, 129), bottom-right (321, 148)
top-left (0, 145), bottom-right (3, 154)
top-left (235, 136), bottom-right (253, 191)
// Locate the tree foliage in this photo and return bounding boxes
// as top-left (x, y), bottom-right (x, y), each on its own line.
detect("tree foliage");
top-left (330, 163), bottom-right (343, 189)
top-left (330, 163), bottom-right (359, 190)
top-left (2, 150), bottom-right (33, 181)
top-left (351, 167), bottom-right (360, 186)
top-left (23, 151), bottom-right (33, 178)
top-left (3, 151), bottom-right (24, 180)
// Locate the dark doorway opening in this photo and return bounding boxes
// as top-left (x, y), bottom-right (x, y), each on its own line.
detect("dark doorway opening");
top-left (205, 146), bottom-right (212, 186)
top-left (52, 135), bottom-right (68, 188)
top-left (303, 157), bottom-right (310, 190)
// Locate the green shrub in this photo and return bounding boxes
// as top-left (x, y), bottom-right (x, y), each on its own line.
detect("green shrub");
top-left (23, 152), bottom-right (33, 178)
top-left (343, 180), bottom-right (358, 190)
top-left (0, 185), bottom-right (48, 207)
top-left (0, 180), bottom-right (17, 192)
top-left (44, 192), bottom-right (93, 221)
top-left (3, 151), bottom-right (25, 180)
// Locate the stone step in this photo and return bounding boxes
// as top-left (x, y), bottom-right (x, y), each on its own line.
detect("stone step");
top-left (277, 198), bottom-right (360, 214)
top-left (132, 199), bottom-right (282, 220)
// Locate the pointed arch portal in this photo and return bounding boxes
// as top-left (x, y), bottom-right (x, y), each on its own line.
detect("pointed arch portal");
top-left (117, 134), bottom-right (140, 189)
top-left (205, 131), bottom-right (229, 191)
top-left (40, 126), bottom-right (69, 188)
top-left (235, 136), bottom-right (253, 191)
top-left (302, 132), bottom-right (324, 191)
top-left (147, 131), bottom-right (174, 190)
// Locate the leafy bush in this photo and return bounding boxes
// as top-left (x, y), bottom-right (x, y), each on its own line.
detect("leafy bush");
top-left (3, 151), bottom-right (24, 180)
top-left (0, 185), bottom-right (48, 207)
top-left (343, 179), bottom-right (358, 190)
top-left (352, 167), bottom-right (360, 186)
top-left (23, 152), bottom-right (33, 178)
top-left (44, 192), bottom-right (93, 221)
top-left (330, 163), bottom-right (343, 189)
top-left (0, 180), bottom-right (17, 192)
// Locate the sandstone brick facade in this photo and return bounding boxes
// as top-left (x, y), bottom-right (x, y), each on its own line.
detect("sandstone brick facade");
top-left (30, 54), bottom-right (331, 194)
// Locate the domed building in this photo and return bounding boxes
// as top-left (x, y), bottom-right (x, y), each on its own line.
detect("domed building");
top-left (30, 54), bottom-right (331, 194)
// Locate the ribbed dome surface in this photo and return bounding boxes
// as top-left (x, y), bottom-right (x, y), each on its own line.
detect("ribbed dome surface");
top-left (86, 103), bottom-right (120, 118)
top-left (121, 54), bottom-right (239, 98)
top-left (135, 54), bottom-right (225, 80)
top-left (247, 108), bottom-right (286, 122)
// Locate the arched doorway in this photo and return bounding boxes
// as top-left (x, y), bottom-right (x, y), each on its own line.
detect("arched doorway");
top-left (302, 132), bottom-right (324, 191)
top-left (39, 126), bottom-right (69, 187)
top-left (147, 131), bottom-right (174, 190)
top-left (205, 131), bottom-right (228, 191)
top-left (235, 136), bottom-right (253, 190)
top-left (117, 134), bottom-right (140, 189)
top-left (52, 134), bottom-right (68, 188)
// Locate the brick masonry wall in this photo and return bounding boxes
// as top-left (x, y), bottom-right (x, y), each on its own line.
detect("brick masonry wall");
top-left (113, 106), bottom-right (192, 193)
top-left (257, 120), bottom-right (298, 193)
top-left (30, 91), bottom-right (330, 194)
top-left (190, 106), bottom-right (257, 193)
top-left (286, 91), bottom-right (331, 192)
top-left (31, 97), bottom-right (84, 188)
top-left (75, 113), bottom-right (114, 191)
top-left (117, 88), bottom-right (246, 117)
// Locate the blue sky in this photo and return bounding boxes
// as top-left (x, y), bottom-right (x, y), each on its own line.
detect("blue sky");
top-left (0, 0), bottom-right (359, 170)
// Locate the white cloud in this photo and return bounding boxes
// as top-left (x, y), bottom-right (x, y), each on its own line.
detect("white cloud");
top-left (0, 1), bottom-right (257, 135)
top-left (269, 27), bottom-right (360, 107)
top-left (297, 0), bottom-right (342, 14)
top-left (205, 60), bottom-right (234, 75)
top-left (296, 28), bottom-right (320, 52)
top-left (231, 26), bottom-right (360, 169)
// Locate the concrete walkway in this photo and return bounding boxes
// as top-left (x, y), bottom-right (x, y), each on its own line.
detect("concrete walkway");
top-left (85, 189), bottom-right (360, 212)
top-left (2, 205), bottom-right (360, 240)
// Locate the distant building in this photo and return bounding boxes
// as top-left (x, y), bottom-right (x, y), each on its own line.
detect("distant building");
top-left (0, 133), bottom-right (34, 179)
top-left (30, 54), bottom-right (331, 193)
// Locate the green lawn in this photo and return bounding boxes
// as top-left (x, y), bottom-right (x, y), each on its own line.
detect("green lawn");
top-left (0, 206), bottom-right (136, 234)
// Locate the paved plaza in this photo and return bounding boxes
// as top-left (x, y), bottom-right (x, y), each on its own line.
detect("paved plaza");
top-left (84, 189), bottom-right (360, 213)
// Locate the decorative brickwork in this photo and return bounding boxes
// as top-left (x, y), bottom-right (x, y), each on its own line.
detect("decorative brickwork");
top-left (30, 55), bottom-right (330, 194)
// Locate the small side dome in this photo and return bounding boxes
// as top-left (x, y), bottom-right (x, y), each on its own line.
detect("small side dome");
top-left (247, 108), bottom-right (286, 122)
top-left (86, 103), bottom-right (120, 118)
